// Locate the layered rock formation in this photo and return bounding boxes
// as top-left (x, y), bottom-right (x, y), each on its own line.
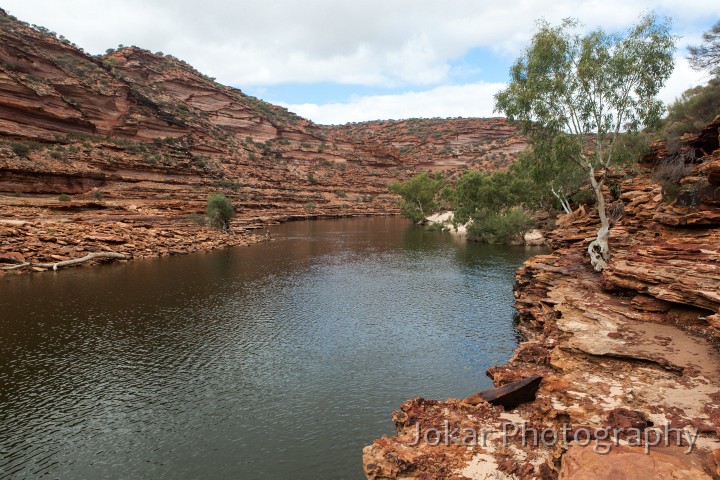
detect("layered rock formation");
top-left (362, 120), bottom-right (720, 478)
top-left (332, 117), bottom-right (526, 174)
top-left (0, 9), bottom-right (523, 272)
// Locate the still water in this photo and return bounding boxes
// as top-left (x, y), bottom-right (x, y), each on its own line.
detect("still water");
top-left (0, 217), bottom-right (544, 479)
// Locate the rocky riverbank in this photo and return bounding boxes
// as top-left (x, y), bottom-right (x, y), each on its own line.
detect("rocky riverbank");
top-left (0, 199), bottom-right (398, 274)
top-left (362, 120), bottom-right (720, 479)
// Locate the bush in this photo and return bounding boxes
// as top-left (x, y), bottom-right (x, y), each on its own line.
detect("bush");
top-left (467, 208), bottom-right (536, 244)
top-left (389, 172), bottom-right (445, 223)
top-left (58, 194), bottom-right (71, 202)
top-left (663, 77), bottom-right (720, 152)
top-left (207, 193), bottom-right (234, 230)
top-left (10, 142), bottom-right (31, 157)
top-left (188, 213), bottom-right (207, 226)
top-left (659, 180), bottom-right (682, 204)
top-left (654, 153), bottom-right (694, 203)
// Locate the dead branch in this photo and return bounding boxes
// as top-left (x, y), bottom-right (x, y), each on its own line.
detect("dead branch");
top-left (1, 252), bottom-right (128, 271)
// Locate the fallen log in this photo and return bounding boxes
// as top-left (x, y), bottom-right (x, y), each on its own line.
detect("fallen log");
top-left (464, 374), bottom-right (543, 410)
top-left (0, 252), bottom-right (128, 271)
top-left (0, 262), bottom-right (31, 270)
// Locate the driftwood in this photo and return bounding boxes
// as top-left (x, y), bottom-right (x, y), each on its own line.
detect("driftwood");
top-left (1, 262), bottom-right (31, 270)
top-left (0, 252), bottom-right (128, 271)
top-left (464, 374), bottom-right (543, 410)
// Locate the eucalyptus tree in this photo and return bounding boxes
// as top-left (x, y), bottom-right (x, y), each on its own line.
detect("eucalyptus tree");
top-left (495, 14), bottom-right (675, 271)
top-left (688, 20), bottom-right (720, 75)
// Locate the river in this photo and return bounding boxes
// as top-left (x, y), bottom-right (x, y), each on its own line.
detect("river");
top-left (0, 216), bottom-right (545, 479)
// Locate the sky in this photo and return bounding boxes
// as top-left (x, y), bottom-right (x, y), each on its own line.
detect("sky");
top-left (2, 1), bottom-right (719, 125)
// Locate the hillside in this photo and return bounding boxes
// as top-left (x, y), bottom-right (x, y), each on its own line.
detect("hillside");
top-left (331, 117), bottom-right (526, 174)
top-left (0, 9), bottom-right (524, 271)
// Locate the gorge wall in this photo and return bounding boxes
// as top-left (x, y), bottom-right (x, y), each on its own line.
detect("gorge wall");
top-left (0, 9), bottom-right (524, 271)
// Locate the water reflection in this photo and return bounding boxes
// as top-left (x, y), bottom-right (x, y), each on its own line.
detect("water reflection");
top-left (0, 217), bottom-right (545, 479)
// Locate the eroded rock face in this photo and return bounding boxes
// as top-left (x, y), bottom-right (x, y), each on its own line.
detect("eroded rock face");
top-left (363, 119), bottom-right (720, 478)
top-left (0, 9), bottom-right (527, 272)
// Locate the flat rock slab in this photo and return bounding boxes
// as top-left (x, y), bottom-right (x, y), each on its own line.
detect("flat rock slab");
top-left (559, 443), bottom-right (712, 480)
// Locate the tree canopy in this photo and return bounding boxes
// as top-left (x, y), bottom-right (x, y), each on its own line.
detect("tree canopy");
top-left (688, 20), bottom-right (720, 76)
top-left (388, 172), bottom-right (445, 223)
top-left (494, 14), bottom-right (675, 270)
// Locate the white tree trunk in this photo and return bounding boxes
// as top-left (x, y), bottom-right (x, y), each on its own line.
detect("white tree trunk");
top-left (551, 187), bottom-right (572, 214)
top-left (587, 167), bottom-right (610, 271)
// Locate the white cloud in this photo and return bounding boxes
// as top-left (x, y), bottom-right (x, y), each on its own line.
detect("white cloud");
top-left (1, 1), bottom-right (718, 123)
top-left (659, 56), bottom-right (715, 106)
top-left (282, 82), bottom-right (506, 124)
top-left (3, 0), bottom-right (718, 88)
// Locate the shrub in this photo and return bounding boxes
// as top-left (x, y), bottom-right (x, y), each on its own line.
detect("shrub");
top-left (58, 194), bottom-right (71, 202)
top-left (663, 77), bottom-right (720, 152)
top-left (389, 172), bottom-right (445, 222)
top-left (207, 193), bottom-right (234, 230)
top-left (10, 142), bottom-right (31, 156)
top-left (659, 180), bottom-right (682, 204)
top-left (189, 213), bottom-right (206, 226)
top-left (654, 153), bottom-right (694, 203)
top-left (304, 202), bottom-right (316, 211)
top-left (467, 208), bottom-right (536, 244)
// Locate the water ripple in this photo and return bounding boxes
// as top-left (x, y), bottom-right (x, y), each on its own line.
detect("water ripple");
top-left (0, 217), bottom-right (545, 479)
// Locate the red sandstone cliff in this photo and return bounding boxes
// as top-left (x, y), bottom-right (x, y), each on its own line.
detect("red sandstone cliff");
top-left (0, 9), bottom-right (523, 272)
top-left (362, 119), bottom-right (720, 479)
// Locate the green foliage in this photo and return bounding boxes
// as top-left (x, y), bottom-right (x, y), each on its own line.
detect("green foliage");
top-left (495, 14), bottom-right (673, 270)
top-left (389, 172), bottom-right (445, 222)
top-left (206, 193), bottom-right (234, 230)
top-left (466, 208), bottom-right (536, 244)
top-left (10, 142), bottom-right (42, 157)
top-left (304, 202), bottom-right (316, 211)
top-left (495, 15), bottom-right (674, 139)
top-left (57, 194), bottom-right (71, 202)
top-left (189, 213), bottom-right (207, 226)
top-left (494, 14), bottom-right (675, 207)
top-left (659, 180), bottom-right (682, 204)
top-left (452, 170), bottom-right (535, 224)
top-left (11, 143), bottom-right (30, 156)
top-left (662, 77), bottom-right (720, 152)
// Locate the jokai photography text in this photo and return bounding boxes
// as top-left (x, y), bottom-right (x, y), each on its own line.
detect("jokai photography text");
top-left (409, 421), bottom-right (701, 455)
